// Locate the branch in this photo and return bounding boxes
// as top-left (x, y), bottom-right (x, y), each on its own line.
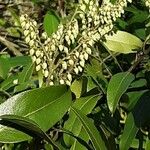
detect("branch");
top-left (0, 36), bottom-right (22, 56)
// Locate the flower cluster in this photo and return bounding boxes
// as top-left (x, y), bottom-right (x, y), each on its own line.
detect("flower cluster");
top-left (145, 0), bottom-right (150, 11)
top-left (20, 0), bottom-right (132, 86)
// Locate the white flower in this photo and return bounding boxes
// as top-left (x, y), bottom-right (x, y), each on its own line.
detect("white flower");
top-left (29, 49), bottom-right (34, 55)
top-left (80, 60), bottom-right (85, 67)
top-left (60, 79), bottom-right (65, 85)
top-left (31, 31), bottom-right (36, 39)
top-left (13, 79), bottom-right (18, 85)
top-left (32, 56), bottom-right (36, 62)
top-left (65, 35), bottom-right (70, 42)
top-left (21, 21), bottom-right (26, 28)
top-left (36, 58), bottom-right (41, 64)
top-left (36, 50), bottom-right (41, 57)
top-left (36, 65), bottom-right (41, 71)
top-left (42, 63), bottom-right (47, 69)
top-left (44, 70), bottom-right (49, 78)
top-left (79, 54), bottom-right (84, 61)
top-left (74, 67), bottom-right (79, 74)
top-left (29, 40), bottom-right (34, 47)
top-left (67, 73), bottom-right (72, 81)
top-left (75, 51), bottom-right (79, 58)
top-left (82, 43), bottom-right (87, 48)
top-left (68, 59), bottom-right (74, 66)
top-left (78, 66), bottom-right (83, 72)
top-left (80, 4), bottom-right (86, 11)
top-left (62, 61), bottom-right (67, 70)
top-left (84, 0), bottom-right (89, 4)
top-left (49, 81), bottom-right (54, 86)
top-left (25, 23), bottom-right (30, 30)
top-left (42, 32), bottom-right (47, 39)
top-left (25, 36), bottom-right (30, 43)
top-left (45, 46), bottom-right (49, 51)
top-left (51, 45), bottom-right (56, 51)
top-left (33, 21), bottom-right (37, 26)
top-left (86, 47), bottom-right (91, 55)
top-left (59, 45), bottom-right (64, 51)
top-left (20, 15), bottom-right (25, 22)
top-left (67, 30), bottom-right (72, 36)
top-left (64, 47), bottom-right (69, 54)
top-left (24, 30), bottom-right (29, 36)
top-left (84, 53), bottom-right (88, 60)
top-left (66, 80), bottom-right (71, 86)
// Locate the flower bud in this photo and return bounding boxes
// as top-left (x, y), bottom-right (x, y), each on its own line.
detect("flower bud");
top-left (42, 62), bottom-right (47, 69)
top-left (86, 47), bottom-right (91, 55)
top-left (59, 45), bottom-right (64, 51)
top-left (66, 80), bottom-right (71, 86)
top-left (36, 58), bottom-right (41, 65)
top-left (84, 53), bottom-right (88, 60)
top-left (80, 60), bottom-right (85, 67)
top-left (67, 73), bottom-right (72, 81)
top-left (78, 66), bottom-right (83, 72)
top-left (62, 61), bottom-right (67, 70)
top-left (60, 79), bottom-right (65, 85)
top-left (13, 79), bottom-right (18, 85)
top-left (36, 65), bottom-right (41, 71)
top-left (68, 59), bottom-right (74, 66)
top-left (49, 81), bottom-right (54, 86)
top-left (74, 67), bottom-right (79, 74)
top-left (36, 50), bottom-right (41, 57)
top-left (64, 47), bottom-right (69, 54)
top-left (29, 48), bottom-right (34, 55)
top-left (29, 40), bottom-right (34, 47)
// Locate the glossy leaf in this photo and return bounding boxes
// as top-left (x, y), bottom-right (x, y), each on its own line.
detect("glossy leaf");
top-left (107, 72), bottom-right (134, 113)
top-left (132, 91), bottom-right (150, 127)
top-left (64, 95), bottom-right (100, 146)
top-left (129, 79), bottom-right (147, 89)
top-left (127, 90), bottom-right (147, 111)
top-left (0, 85), bottom-right (72, 143)
top-left (0, 115), bottom-right (61, 149)
top-left (0, 56), bottom-right (31, 79)
top-left (119, 113), bottom-right (138, 150)
top-left (70, 127), bottom-right (89, 150)
top-left (71, 107), bottom-right (107, 150)
top-left (103, 31), bottom-right (143, 54)
top-left (60, 128), bottom-right (91, 150)
top-left (71, 77), bottom-right (87, 98)
top-left (146, 138), bottom-right (150, 150)
top-left (44, 11), bottom-right (60, 36)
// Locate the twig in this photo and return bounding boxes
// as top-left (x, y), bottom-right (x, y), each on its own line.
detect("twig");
top-left (0, 36), bottom-right (22, 56)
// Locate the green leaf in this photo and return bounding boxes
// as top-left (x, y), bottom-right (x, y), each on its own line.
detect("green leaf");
top-left (64, 95), bottom-right (100, 147)
top-left (70, 127), bottom-right (89, 150)
top-left (129, 79), bottom-right (147, 89)
top-left (132, 91), bottom-right (150, 127)
top-left (0, 85), bottom-right (72, 143)
top-left (60, 128), bottom-right (92, 150)
top-left (14, 63), bottom-right (34, 93)
top-left (71, 107), bottom-right (107, 150)
top-left (146, 138), bottom-right (150, 150)
top-left (0, 56), bottom-right (32, 80)
top-left (107, 72), bottom-right (135, 113)
top-left (127, 90), bottom-right (148, 111)
top-left (85, 59), bottom-right (108, 93)
top-left (119, 113), bottom-right (138, 150)
top-left (44, 11), bottom-right (60, 36)
top-left (71, 77), bottom-right (87, 98)
top-left (18, 63), bottom-right (34, 83)
top-left (0, 115), bottom-right (61, 149)
top-left (0, 74), bottom-right (19, 91)
top-left (0, 126), bottom-right (31, 143)
top-left (103, 31), bottom-right (143, 54)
